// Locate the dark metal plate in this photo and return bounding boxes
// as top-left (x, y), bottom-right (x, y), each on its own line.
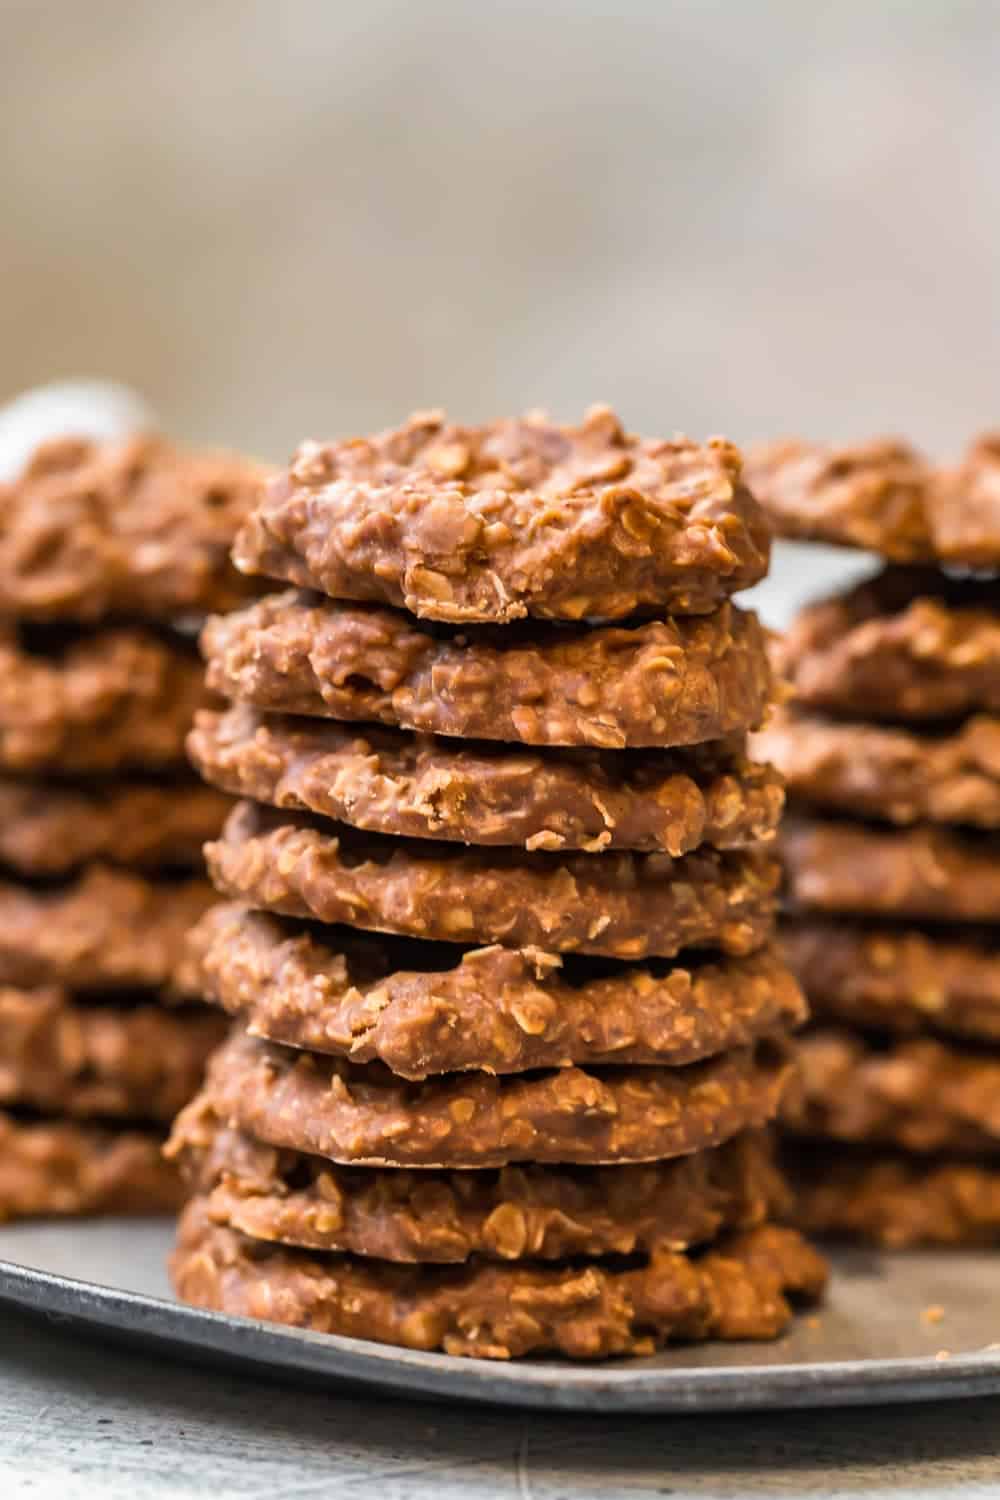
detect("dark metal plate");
top-left (0, 1221), bottom-right (999, 1412)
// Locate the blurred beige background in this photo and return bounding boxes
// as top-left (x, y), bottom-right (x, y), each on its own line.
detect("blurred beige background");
top-left (1, 0), bottom-right (998, 464)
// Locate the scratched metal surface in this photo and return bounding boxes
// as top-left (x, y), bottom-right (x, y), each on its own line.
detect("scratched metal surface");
top-left (1, 1219), bottom-right (1000, 1418)
top-left (3, 1295), bottom-right (1000, 1500)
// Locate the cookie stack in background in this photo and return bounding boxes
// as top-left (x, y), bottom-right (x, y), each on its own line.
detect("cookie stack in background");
top-left (168, 407), bottom-right (826, 1361)
top-left (0, 433), bottom-right (263, 1220)
top-left (750, 433), bottom-right (1000, 1247)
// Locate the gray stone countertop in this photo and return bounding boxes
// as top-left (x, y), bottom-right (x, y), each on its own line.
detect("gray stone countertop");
top-left (1, 1302), bottom-right (998, 1499)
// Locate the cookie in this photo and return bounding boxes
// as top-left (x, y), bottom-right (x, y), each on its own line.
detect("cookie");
top-left (788, 1146), bottom-right (1000, 1248)
top-left (0, 866), bottom-right (213, 994)
top-left (782, 919), bottom-right (1000, 1042)
top-left (929, 432), bottom-right (1000, 568)
top-left (0, 987), bottom-right (225, 1120)
top-left (754, 710), bottom-right (1000, 828)
top-left (170, 1101), bottom-right (789, 1261)
top-left (200, 1031), bottom-right (792, 1168)
top-left (779, 567), bottom-right (1000, 721)
top-left (784, 1028), bottom-right (1000, 1155)
top-left (207, 802), bottom-right (780, 960)
top-left (0, 1111), bottom-right (182, 1222)
top-left (190, 704), bottom-right (784, 855)
top-left (783, 818), bottom-right (1000, 924)
top-left (233, 408), bottom-right (770, 623)
top-left (745, 437), bottom-right (934, 561)
top-left (190, 904), bottom-right (805, 1077)
top-left (749, 433), bottom-right (1000, 569)
top-left (172, 1202), bottom-right (826, 1359)
top-left (0, 433), bottom-right (266, 623)
top-left (202, 591), bottom-right (774, 750)
top-left (0, 778), bottom-right (231, 876)
top-left (0, 621), bottom-right (207, 773)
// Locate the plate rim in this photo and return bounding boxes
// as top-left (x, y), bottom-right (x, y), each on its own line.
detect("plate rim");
top-left (2, 1253), bottom-right (1000, 1414)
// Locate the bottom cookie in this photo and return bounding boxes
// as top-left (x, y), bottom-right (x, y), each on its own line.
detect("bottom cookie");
top-left (168, 1099), bottom-right (789, 1262)
top-left (172, 1200), bottom-right (827, 1359)
top-left (787, 1147), bottom-right (1000, 1249)
top-left (0, 1112), bottom-right (182, 1221)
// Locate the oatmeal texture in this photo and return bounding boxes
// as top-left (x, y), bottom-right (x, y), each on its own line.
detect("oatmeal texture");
top-left (755, 710), bottom-right (1000, 828)
top-left (0, 433), bottom-right (267, 622)
top-left (785, 1027), bottom-right (1000, 1155)
top-left (0, 1112), bottom-right (182, 1221)
top-left (0, 866), bottom-right (214, 994)
top-left (199, 1030), bottom-right (792, 1169)
top-left (206, 802), bottom-right (780, 960)
top-left (0, 621), bottom-right (208, 773)
top-left (0, 778), bottom-right (231, 875)
top-left (0, 987), bottom-right (224, 1120)
top-left (778, 567), bottom-right (1000, 721)
top-left (173, 1201), bottom-right (826, 1360)
top-left (234, 407), bottom-right (770, 623)
top-left (782, 919), bottom-right (1000, 1042)
top-left (782, 818), bottom-right (1000, 923)
top-left (203, 590), bottom-right (775, 750)
top-left (789, 1146), bottom-right (1000, 1248)
top-left (191, 704), bottom-right (783, 855)
top-left (190, 904), bottom-right (804, 1077)
top-left (170, 1103), bottom-right (788, 1262)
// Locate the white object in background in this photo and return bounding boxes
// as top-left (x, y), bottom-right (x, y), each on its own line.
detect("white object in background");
top-left (742, 539), bottom-right (877, 630)
top-left (0, 380), bottom-right (155, 483)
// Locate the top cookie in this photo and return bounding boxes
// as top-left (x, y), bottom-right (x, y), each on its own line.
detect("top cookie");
top-left (745, 438), bottom-right (933, 562)
top-left (933, 433), bottom-right (1000, 568)
top-left (232, 407), bottom-right (771, 623)
top-left (747, 434), bottom-right (1000, 568)
top-left (0, 434), bottom-right (267, 623)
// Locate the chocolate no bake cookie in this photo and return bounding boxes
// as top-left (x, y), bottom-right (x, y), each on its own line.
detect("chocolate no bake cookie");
top-left (782, 919), bottom-right (1000, 1042)
top-left (782, 818), bottom-right (1000, 923)
top-left (199, 1031), bottom-right (791, 1169)
top-left (0, 433), bottom-right (266, 623)
top-left (207, 802), bottom-right (780, 960)
top-left (755, 710), bottom-right (1000, 828)
top-left (0, 778), bottom-right (231, 876)
top-left (190, 705), bottom-right (784, 855)
top-left (0, 430), bottom-right (270, 1227)
top-left (233, 408), bottom-right (770, 624)
top-left (0, 866), bottom-right (213, 993)
top-left (745, 437), bottom-right (934, 562)
top-left (170, 1101), bottom-right (788, 1261)
top-left (173, 1201), bottom-right (826, 1359)
top-left (0, 1111), bottom-right (182, 1221)
top-left (778, 568), bottom-right (1000, 721)
top-left (0, 987), bottom-right (224, 1121)
top-left (925, 431), bottom-right (1000, 568)
top-left (190, 904), bottom-right (804, 1077)
top-left (0, 621), bottom-right (208, 773)
top-left (203, 591), bottom-right (774, 750)
top-left (784, 1028), bottom-right (1000, 1155)
top-left (788, 1146), bottom-right (1000, 1248)
top-left (748, 432), bottom-right (1000, 569)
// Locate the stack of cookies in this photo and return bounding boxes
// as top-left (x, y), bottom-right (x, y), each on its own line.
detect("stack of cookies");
top-left (750, 433), bottom-right (1000, 1247)
top-left (168, 407), bottom-right (826, 1360)
top-left (0, 434), bottom-right (262, 1220)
